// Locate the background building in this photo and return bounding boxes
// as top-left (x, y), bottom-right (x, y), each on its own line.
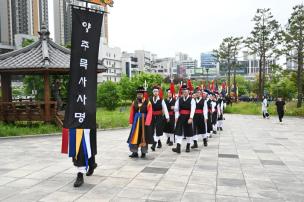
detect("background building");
top-left (98, 45), bottom-right (122, 82)
top-left (150, 57), bottom-right (175, 77)
top-left (175, 52), bottom-right (198, 77)
top-left (121, 52), bottom-right (140, 78)
top-left (200, 52), bottom-right (219, 78)
top-left (0, 0), bottom-right (48, 53)
top-left (53, 0), bottom-right (108, 46)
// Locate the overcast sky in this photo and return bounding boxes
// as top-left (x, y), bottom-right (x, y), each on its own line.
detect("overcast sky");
top-left (49, 0), bottom-right (304, 60)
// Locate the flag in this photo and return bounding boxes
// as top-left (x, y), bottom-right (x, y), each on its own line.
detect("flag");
top-left (63, 7), bottom-right (103, 161)
top-left (221, 82), bottom-right (227, 96)
top-left (215, 81), bottom-right (219, 93)
top-left (187, 79), bottom-right (194, 92)
top-left (61, 128), bottom-right (69, 154)
top-left (211, 80), bottom-right (215, 92)
top-left (159, 85), bottom-right (163, 99)
top-left (178, 82), bottom-right (183, 97)
top-left (170, 82), bottom-right (175, 97)
top-left (144, 91), bottom-right (149, 101)
top-left (63, 8), bottom-right (103, 129)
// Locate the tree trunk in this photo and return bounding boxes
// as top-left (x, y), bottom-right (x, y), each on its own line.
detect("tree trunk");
top-left (258, 57), bottom-right (263, 101)
top-left (297, 46), bottom-right (303, 108)
top-left (262, 53), bottom-right (266, 99)
top-left (227, 60), bottom-right (231, 96)
top-left (233, 62), bottom-right (237, 102)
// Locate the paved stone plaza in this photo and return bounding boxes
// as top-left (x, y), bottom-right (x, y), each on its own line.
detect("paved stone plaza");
top-left (0, 114), bottom-right (303, 202)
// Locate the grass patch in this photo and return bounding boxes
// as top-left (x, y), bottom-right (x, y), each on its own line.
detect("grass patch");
top-left (225, 101), bottom-right (304, 117)
top-left (96, 106), bottom-right (129, 129)
top-left (0, 122), bottom-right (60, 137)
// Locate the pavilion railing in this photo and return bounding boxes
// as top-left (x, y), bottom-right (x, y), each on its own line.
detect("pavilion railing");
top-left (0, 101), bottom-right (57, 122)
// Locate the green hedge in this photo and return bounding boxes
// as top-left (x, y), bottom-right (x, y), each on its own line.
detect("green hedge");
top-left (225, 101), bottom-right (304, 117)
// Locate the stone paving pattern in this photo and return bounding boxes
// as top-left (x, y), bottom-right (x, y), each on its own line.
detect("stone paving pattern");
top-left (0, 114), bottom-right (304, 202)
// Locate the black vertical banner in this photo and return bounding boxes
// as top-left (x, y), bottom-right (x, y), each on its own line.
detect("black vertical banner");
top-left (64, 7), bottom-right (103, 129)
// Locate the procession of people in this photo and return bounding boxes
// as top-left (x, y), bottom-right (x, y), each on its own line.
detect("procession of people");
top-left (127, 81), bottom-right (226, 158)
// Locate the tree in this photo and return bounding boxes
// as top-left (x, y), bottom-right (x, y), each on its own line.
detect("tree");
top-left (22, 38), bottom-right (35, 47)
top-left (117, 73), bottom-right (164, 102)
top-left (281, 4), bottom-right (304, 107)
top-left (97, 81), bottom-right (120, 110)
top-left (244, 8), bottom-right (280, 101)
top-left (231, 37), bottom-right (243, 101)
top-left (213, 37), bottom-right (242, 96)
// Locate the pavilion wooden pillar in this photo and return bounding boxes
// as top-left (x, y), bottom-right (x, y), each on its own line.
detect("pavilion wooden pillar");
top-left (44, 72), bottom-right (51, 122)
top-left (0, 73), bottom-right (12, 102)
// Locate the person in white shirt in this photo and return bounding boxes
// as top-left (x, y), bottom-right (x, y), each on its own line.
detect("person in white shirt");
top-left (262, 96), bottom-right (269, 119)
top-left (172, 84), bottom-right (196, 153)
top-left (149, 86), bottom-right (170, 151)
top-left (191, 87), bottom-right (208, 149)
top-left (217, 94), bottom-right (224, 131)
top-left (211, 94), bottom-right (218, 134)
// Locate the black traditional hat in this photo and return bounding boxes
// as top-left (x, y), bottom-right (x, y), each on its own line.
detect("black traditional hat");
top-left (136, 86), bottom-right (146, 93)
top-left (181, 84), bottom-right (188, 90)
top-left (204, 89), bottom-right (211, 95)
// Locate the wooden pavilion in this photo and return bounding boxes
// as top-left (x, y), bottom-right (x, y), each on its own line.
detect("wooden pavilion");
top-left (0, 25), bottom-right (106, 126)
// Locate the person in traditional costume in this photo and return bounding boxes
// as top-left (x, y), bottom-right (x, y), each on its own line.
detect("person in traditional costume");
top-left (191, 87), bottom-right (208, 149)
top-left (275, 96), bottom-right (286, 123)
top-left (172, 84), bottom-right (196, 153)
top-left (61, 126), bottom-right (97, 187)
top-left (262, 96), bottom-right (269, 119)
top-left (127, 87), bottom-right (153, 158)
top-left (217, 94), bottom-right (224, 131)
top-left (205, 90), bottom-right (213, 138)
top-left (163, 88), bottom-right (176, 146)
top-left (150, 86), bottom-right (170, 151)
top-left (211, 93), bottom-right (218, 134)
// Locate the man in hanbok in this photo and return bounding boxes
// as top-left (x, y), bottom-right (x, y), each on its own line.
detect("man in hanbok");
top-left (127, 87), bottom-right (153, 158)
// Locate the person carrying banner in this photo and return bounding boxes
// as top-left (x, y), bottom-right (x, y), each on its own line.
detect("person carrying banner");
top-left (172, 84), bottom-right (196, 153)
top-left (61, 7), bottom-right (104, 188)
top-left (191, 87), bottom-right (208, 149)
top-left (163, 88), bottom-right (176, 146)
top-left (150, 86), bottom-right (170, 151)
top-left (127, 87), bottom-right (153, 158)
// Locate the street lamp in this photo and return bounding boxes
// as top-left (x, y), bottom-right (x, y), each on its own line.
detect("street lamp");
top-left (205, 67), bottom-right (209, 82)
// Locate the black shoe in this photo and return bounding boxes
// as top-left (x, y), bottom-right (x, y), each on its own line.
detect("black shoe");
top-left (191, 140), bottom-right (198, 149)
top-left (203, 138), bottom-right (208, 147)
top-left (220, 127), bottom-right (223, 131)
top-left (172, 143), bottom-right (181, 154)
top-left (213, 131), bottom-right (217, 134)
top-left (157, 140), bottom-right (162, 148)
top-left (217, 127), bottom-right (219, 131)
top-left (141, 153), bottom-right (146, 158)
top-left (168, 141), bottom-right (173, 146)
top-left (151, 142), bottom-right (156, 151)
top-left (166, 137), bottom-right (170, 144)
top-left (74, 172), bottom-right (84, 187)
top-left (86, 163), bottom-right (97, 176)
top-left (186, 143), bottom-right (190, 152)
top-left (129, 152), bottom-right (139, 158)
